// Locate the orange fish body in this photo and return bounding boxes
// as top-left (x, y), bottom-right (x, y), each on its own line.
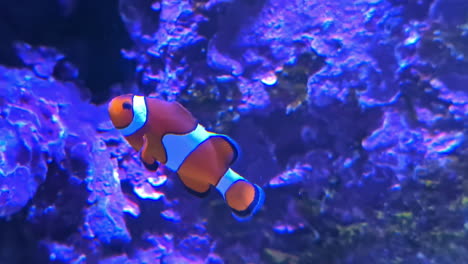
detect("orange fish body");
top-left (108, 94), bottom-right (264, 221)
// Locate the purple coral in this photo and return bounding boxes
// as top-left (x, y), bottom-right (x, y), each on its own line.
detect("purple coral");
top-left (0, 0), bottom-right (467, 263)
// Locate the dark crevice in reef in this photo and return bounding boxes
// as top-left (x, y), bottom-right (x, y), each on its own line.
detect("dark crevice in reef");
top-left (30, 161), bottom-right (89, 241)
top-left (430, 0), bottom-right (468, 26)
top-left (0, 208), bottom-right (50, 264)
top-left (119, 179), bottom-right (168, 249)
top-left (388, 0), bottom-right (435, 21)
top-left (209, 0), bottom-right (267, 52)
top-left (0, 161), bottom-right (88, 264)
top-left (119, 0), bottom-right (162, 37)
top-left (258, 111), bottom-right (314, 167)
top-left (256, 102), bottom-right (383, 168)
top-left (0, 0), bottom-right (135, 104)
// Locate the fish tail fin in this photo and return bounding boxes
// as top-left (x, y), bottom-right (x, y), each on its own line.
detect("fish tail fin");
top-left (230, 183), bottom-right (265, 222)
top-left (216, 169), bottom-right (265, 221)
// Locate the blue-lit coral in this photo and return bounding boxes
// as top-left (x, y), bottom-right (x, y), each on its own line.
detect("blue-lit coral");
top-left (0, 0), bottom-right (467, 263)
top-left (0, 68), bottom-right (58, 217)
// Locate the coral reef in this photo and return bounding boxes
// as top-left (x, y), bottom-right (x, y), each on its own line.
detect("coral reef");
top-left (0, 0), bottom-right (467, 263)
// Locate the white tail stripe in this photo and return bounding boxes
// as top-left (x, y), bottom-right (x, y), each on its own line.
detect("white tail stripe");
top-left (216, 168), bottom-right (245, 200)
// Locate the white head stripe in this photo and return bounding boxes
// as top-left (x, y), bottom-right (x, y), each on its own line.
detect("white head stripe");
top-left (118, 96), bottom-right (147, 136)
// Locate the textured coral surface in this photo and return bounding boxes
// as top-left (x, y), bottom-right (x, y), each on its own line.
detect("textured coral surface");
top-left (0, 0), bottom-right (467, 263)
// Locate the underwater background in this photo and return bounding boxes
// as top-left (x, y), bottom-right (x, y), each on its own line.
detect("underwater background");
top-left (0, 0), bottom-right (468, 263)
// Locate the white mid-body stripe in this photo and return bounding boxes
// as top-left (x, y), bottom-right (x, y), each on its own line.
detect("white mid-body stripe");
top-left (162, 124), bottom-right (214, 171)
top-left (118, 96), bottom-right (147, 136)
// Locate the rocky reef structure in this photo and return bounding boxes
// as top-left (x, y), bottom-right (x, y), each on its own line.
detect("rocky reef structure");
top-left (0, 0), bottom-right (467, 263)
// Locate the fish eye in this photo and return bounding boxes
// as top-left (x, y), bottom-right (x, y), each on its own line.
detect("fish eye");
top-left (122, 102), bottom-right (132, 110)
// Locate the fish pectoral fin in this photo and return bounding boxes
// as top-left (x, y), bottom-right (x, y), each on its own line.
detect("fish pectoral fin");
top-left (140, 134), bottom-right (158, 171)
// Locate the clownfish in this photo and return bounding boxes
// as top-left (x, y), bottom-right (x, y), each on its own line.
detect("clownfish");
top-left (108, 94), bottom-right (265, 221)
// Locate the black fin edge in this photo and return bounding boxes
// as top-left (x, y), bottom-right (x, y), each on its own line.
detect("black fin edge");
top-left (231, 184), bottom-right (261, 217)
top-left (184, 185), bottom-right (211, 198)
top-left (142, 159), bottom-right (159, 171)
